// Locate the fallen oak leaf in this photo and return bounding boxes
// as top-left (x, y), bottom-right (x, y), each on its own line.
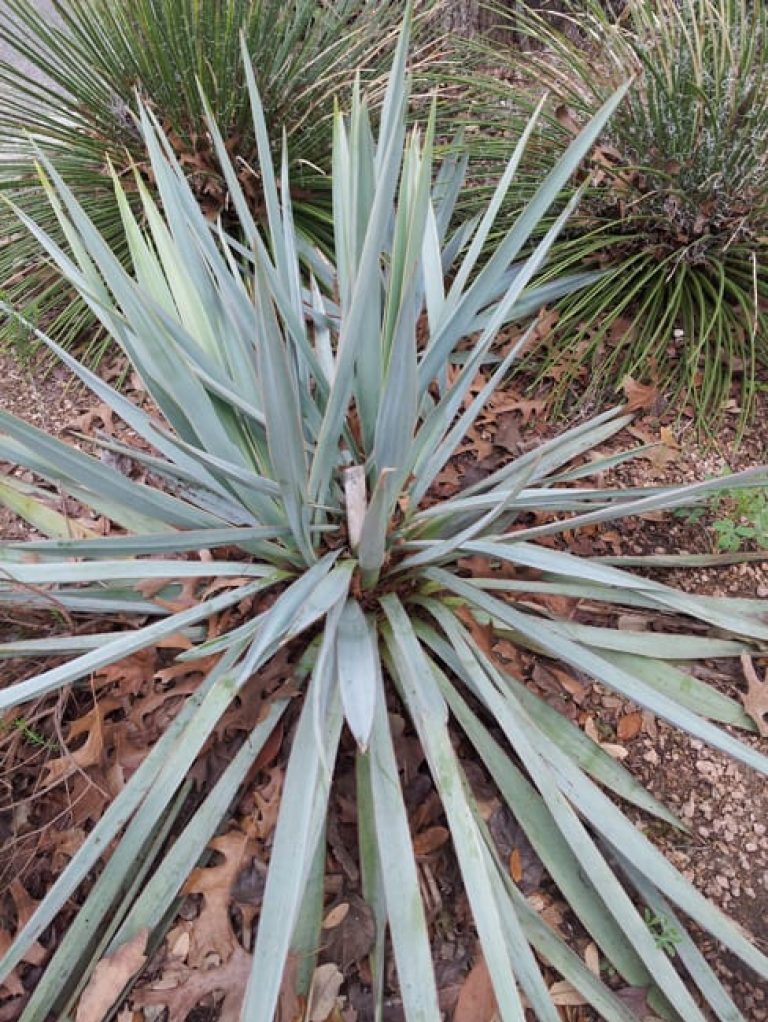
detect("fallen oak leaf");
top-left (617, 711), bottom-right (644, 741)
top-left (322, 903), bottom-right (350, 930)
top-left (621, 375), bottom-right (662, 414)
top-left (740, 654), bottom-right (768, 736)
top-left (320, 894), bottom-right (375, 971)
top-left (76, 929), bottom-right (148, 1022)
top-left (132, 944), bottom-right (251, 1022)
top-left (307, 963), bottom-right (344, 1022)
top-left (584, 716), bottom-right (629, 760)
top-left (413, 825), bottom-right (450, 857)
top-left (548, 979), bottom-right (588, 1006)
top-left (43, 698), bottom-right (121, 785)
top-left (184, 830), bottom-right (252, 966)
top-left (453, 951), bottom-right (497, 1022)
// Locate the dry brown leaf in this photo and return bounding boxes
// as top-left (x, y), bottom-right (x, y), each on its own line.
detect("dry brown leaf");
top-left (76, 929), bottom-right (148, 1022)
top-left (617, 711), bottom-right (644, 741)
top-left (455, 605), bottom-right (495, 659)
top-left (621, 375), bottom-right (661, 413)
top-left (548, 979), bottom-right (588, 1006)
top-left (509, 848), bottom-right (523, 884)
top-left (584, 942), bottom-right (600, 977)
top-left (276, 951), bottom-right (302, 1022)
top-left (413, 825), bottom-right (450, 857)
top-left (43, 698), bottom-right (120, 785)
top-left (307, 963), bottom-right (344, 1021)
top-left (184, 831), bottom-right (251, 966)
top-left (0, 886), bottom-right (46, 996)
top-left (615, 985), bottom-right (657, 1018)
top-left (532, 663), bottom-right (589, 705)
top-left (0, 931), bottom-right (25, 997)
top-left (250, 766), bottom-right (284, 840)
top-left (132, 944), bottom-right (251, 1022)
top-left (555, 104), bottom-right (580, 135)
top-left (601, 742), bottom-right (630, 761)
top-left (453, 952), bottom-right (497, 1022)
top-left (322, 902), bottom-right (350, 930)
top-left (584, 716), bottom-right (629, 759)
top-left (740, 654), bottom-right (768, 736)
top-left (321, 894), bottom-right (375, 971)
top-left (659, 425), bottom-right (679, 448)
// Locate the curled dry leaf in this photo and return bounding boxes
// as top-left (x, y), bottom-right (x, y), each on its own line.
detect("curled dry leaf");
top-left (132, 944), bottom-right (251, 1022)
top-left (548, 979), bottom-right (588, 1006)
top-left (617, 711), bottom-right (644, 741)
top-left (250, 766), bottom-right (284, 840)
top-left (43, 698), bottom-right (121, 786)
top-left (307, 963), bottom-right (344, 1022)
top-left (322, 902), bottom-right (351, 930)
top-left (740, 654), bottom-right (768, 736)
top-left (413, 825), bottom-right (450, 857)
top-left (584, 716), bottom-right (630, 761)
top-left (184, 830), bottom-right (251, 966)
top-left (453, 952), bottom-right (497, 1022)
top-left (621, 375), bottom-right (662, 414)
top-left (320, 894), bottom-right (375, 971)
top-left (75, 929), bottom-right (148, 1022)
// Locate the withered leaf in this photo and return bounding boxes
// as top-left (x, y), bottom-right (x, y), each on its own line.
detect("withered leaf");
top-left (307, 963), bottom-right (344, 1022)
top-left (132, 944), bottom-right (251, 1022)
top-left (184, 831), bottom-right (251, 966)
top-left (617, 711), bottom-right (644, 741)
top-left (320, 894), bottom-right (375, 971)
top-left (453, 953), bottom-right (497, 1022)
top-left (741, 654), bottom-right (768, 736)
top-left (322, 902), bottom-right (350, 930)
top-left (76, 929), bottom-right (148, 1022)
top-left (622, 375), bottom-right (662, 413)
top-left (413, 826), bottom-right (450, 857)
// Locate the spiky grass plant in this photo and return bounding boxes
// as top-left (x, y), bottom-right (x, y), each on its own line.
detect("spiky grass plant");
top-left (474, 0), bottom-right (768, 430)
top-left (0, 0), bottom-right (439, 358)
top-left (1, 22), bottom-right (768, 1022)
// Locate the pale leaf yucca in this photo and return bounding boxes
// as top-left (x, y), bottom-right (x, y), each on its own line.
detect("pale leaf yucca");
top-left (0, 20), bottom-right (767, 1022)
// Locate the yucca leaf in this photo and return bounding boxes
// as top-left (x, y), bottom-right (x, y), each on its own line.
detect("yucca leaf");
top-left (437, 667), bottom-right (656, 989)
top-left (623, 862), bottom-right (748, 1022)
top-left (336, 601), bottom-right (378, 750)
top-left (356, 752), bottom-right (387, 1022)
top-left (365, 648), bottom-right (442, 1022)
top-left (0, 576), bottom-right (279, 711)
top-left (414, 613), bottom-right (681, 828)
top-left (429, 569), bottom-right (768, 778)
top-left (4, 526), bottom-right (291, 560)
top-left (418, 83), bottom-right (631, 386)
top-left (381, 596), bottom-right (531, 1021)
top-left (243, 602), bottom-right (345, 1021)
top-left (107, 699), bottom-right (288, 950)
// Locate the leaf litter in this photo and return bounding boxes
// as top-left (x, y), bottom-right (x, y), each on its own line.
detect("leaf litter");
top-left (1, 346), bottom-right (768, 1019)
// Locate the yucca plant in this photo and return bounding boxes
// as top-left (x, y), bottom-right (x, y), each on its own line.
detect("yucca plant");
top-left (0, 0), bottom-right (440, 358)
top-left (473, 0), bottom-right (768, 431)
top-left (1, 20), bottom-right (768, 1022)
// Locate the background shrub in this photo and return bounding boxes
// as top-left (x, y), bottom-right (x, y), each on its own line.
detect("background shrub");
top-left (473, 0), bottom-right (768, 431)
top-left (0, 0), bottom-right (441, 357)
